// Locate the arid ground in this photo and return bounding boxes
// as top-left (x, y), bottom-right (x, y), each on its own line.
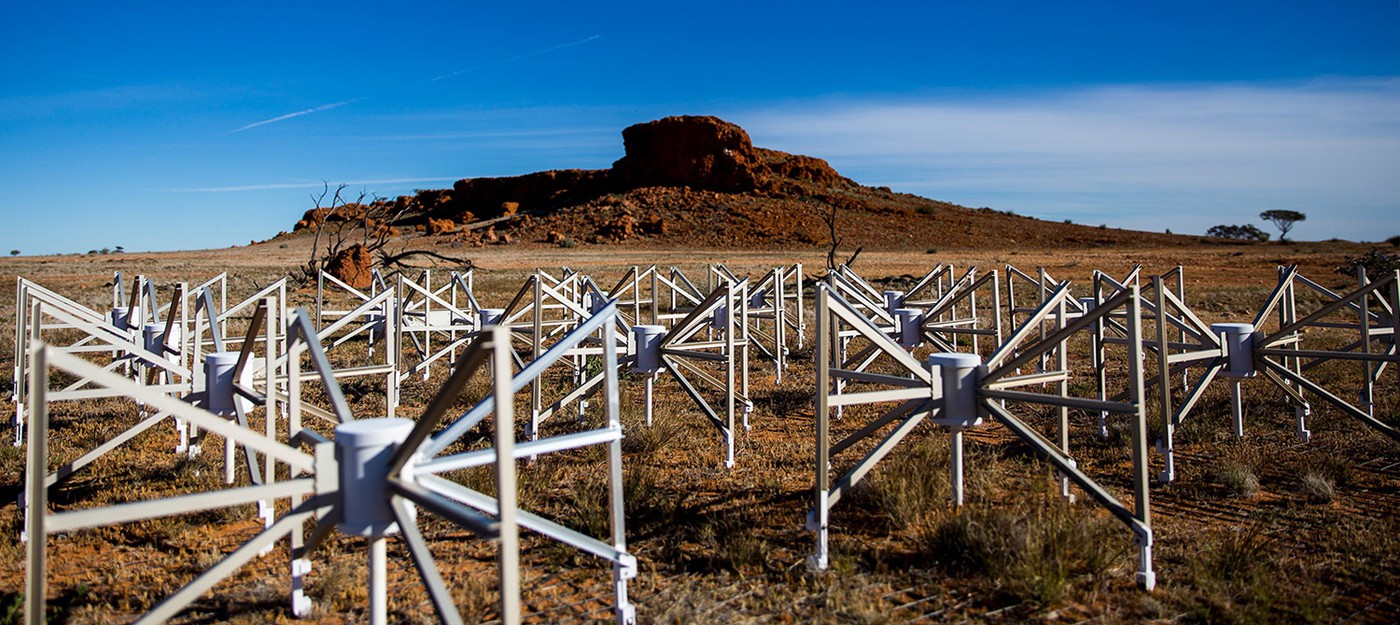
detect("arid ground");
top-left (2, 236), bottom-right (1398, 624)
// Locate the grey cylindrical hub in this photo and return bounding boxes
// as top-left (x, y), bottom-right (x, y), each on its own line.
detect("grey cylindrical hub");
top-left (335, 418), bottom-right (414, 537)
top-left (711, 304), bottom-right (729, 331)
top-left (884, 290), bottom-right (905, 316)
top-left (1212, 322), bottom-right (1257, 378)
top-left (143, 323), bottom-right (163, 355)
top-left (479, 308), bottom-right (505, 328)
top-left (142, 323), bottom-right (178, 364)
top-left (749, 288), bottom-right (767, 308)
top-left (426, 309), bottom-right (456, 326)
top-left (929, 352), bottom-right (982, 427)
top-left (204, 352), bottom-right (239, 416)
top-left (587, 293), bottom-right (607, 316)
top-left (365, 301), bottom-right (395, 333)
top-left (632, 325), bottom-right (665, 373)
top-left (110, 307), bottom-right (130, 331)
top-left (896, 308), bottom-right (923, 348)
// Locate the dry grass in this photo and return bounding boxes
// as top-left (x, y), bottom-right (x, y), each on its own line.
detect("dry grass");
top-left (0, 243), bottom-right (1397, 623)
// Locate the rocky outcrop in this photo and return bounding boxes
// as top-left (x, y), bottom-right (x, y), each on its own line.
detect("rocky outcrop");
top-left (441, 169), bottom-right (611, 223)
top-left (424, 217), bottom-right (456, 235)
top-left (296, 115), bottom-right (868, 245)
top-left (611, 116), bottom-right (766, 192)
top-left (407, 115), bottom-right (856, 230)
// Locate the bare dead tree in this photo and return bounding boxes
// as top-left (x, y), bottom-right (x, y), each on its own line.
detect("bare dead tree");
top-left (813, 197), bottom-right (861, 273)
top-left (299, 182), bottom-right (388, 282)
top-left (297, 181), bottom-right (472, 284)
top-left (379, 249), bottom-right (475, 271)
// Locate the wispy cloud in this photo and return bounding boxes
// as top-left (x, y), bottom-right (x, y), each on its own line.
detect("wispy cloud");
top-left (224, 97), bottom-right (365, 135)
top-left (224, 34), bottom-right (602, 135)
top-left (738, 78), bottom-right (1400, 238)
top-left (166, 177), bottom-right (460, 193)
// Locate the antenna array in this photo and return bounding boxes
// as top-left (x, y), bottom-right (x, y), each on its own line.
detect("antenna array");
top-left (10, 260), bottom-right (1397, 623)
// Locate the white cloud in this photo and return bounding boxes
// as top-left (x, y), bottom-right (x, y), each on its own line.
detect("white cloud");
top-left (737, 79), bottom-right (1400, 239)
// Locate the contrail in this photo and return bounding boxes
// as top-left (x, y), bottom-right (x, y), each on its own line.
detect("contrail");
top-left (430, 34), bottom-right (601, 82)
top-left (224, 34), bottom-right (602, 135)
top-left (224, 97), bottom-right (364, 135)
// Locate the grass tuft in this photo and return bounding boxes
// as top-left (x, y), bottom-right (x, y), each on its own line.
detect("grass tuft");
top-left (1298, 471), bottom-right (1335, 504)
top-left (918, 503), bottom-right (1125, 607)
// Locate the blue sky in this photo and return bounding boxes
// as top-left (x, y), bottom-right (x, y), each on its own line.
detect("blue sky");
top-left (2, 1), bottom-right (1398, 254)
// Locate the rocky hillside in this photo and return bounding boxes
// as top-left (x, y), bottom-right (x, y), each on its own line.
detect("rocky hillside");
top-left (293, 115), bottom-right (1189, 250)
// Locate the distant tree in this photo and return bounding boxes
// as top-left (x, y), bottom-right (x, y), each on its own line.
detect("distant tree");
top-left (9, 250), bottom-right (18, 256)
top-left (1387, 235), bottom-right (1400, 247)
top-left (1259, 210), bottom-right (1306, 242)
top-left (1206, 224), bottom-right (1269, 241)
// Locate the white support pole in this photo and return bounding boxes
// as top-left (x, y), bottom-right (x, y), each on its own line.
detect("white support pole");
top-left (644, 374), bottom-right (655, 426)
top-left (1358, 266), bottom-right (1375, 416)
top-left (725, 283), bottom-right (736, 468)
top-left (1126, 283), bottom-right (1155, 591)
top-left (809, 286), bottom-right (831, 570)
top-left (1055, 295), bottom-right (1072, 502)
top-left (492, 327), bottom-right (522, 625)
top-left (1230, 378), bottom-right (1245, 438)
top-left (949, 427), bottom-right (965, 507)
top-left (369, 536), bottom-right (387, 625)
top-left (930, 352), bottom-right (982, 508)
top-left (1213, 322), bottom-right (1256, 438)
top-left (1153, 277), bottom-right (1175, 483)
top-left (24, 344), bottom-right (48, 622)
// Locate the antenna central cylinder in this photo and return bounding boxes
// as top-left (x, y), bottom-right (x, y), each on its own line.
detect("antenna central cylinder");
top-left (141, 323), bottom-right (178, 365)
top-left (631, 325), bottom-right (665, 373)
top-left (110, 307), bottom-right (130, 331)
top-left (586, 293), bottom-right (608, 316)
top-left (366, 300), bottom-right (396, 333)
top-left (479, 308), bottom-right (505, 328)
top-left (710, 304), bottom-right (728, 331)
top-left (335, 418), bottom-right (414, 537)
top-left (895, 308), bottom-right (923, 348)
top-left (1212, 322), bottom-right (1257, 377)
top-left (749, 288), bottom-right (767, 309)
top-left (883, 290), bottom-right (905, 316)
top-left (204, 352), bottom-right (239, 416)
top-left (929, 352), bottom-right (983, 427)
